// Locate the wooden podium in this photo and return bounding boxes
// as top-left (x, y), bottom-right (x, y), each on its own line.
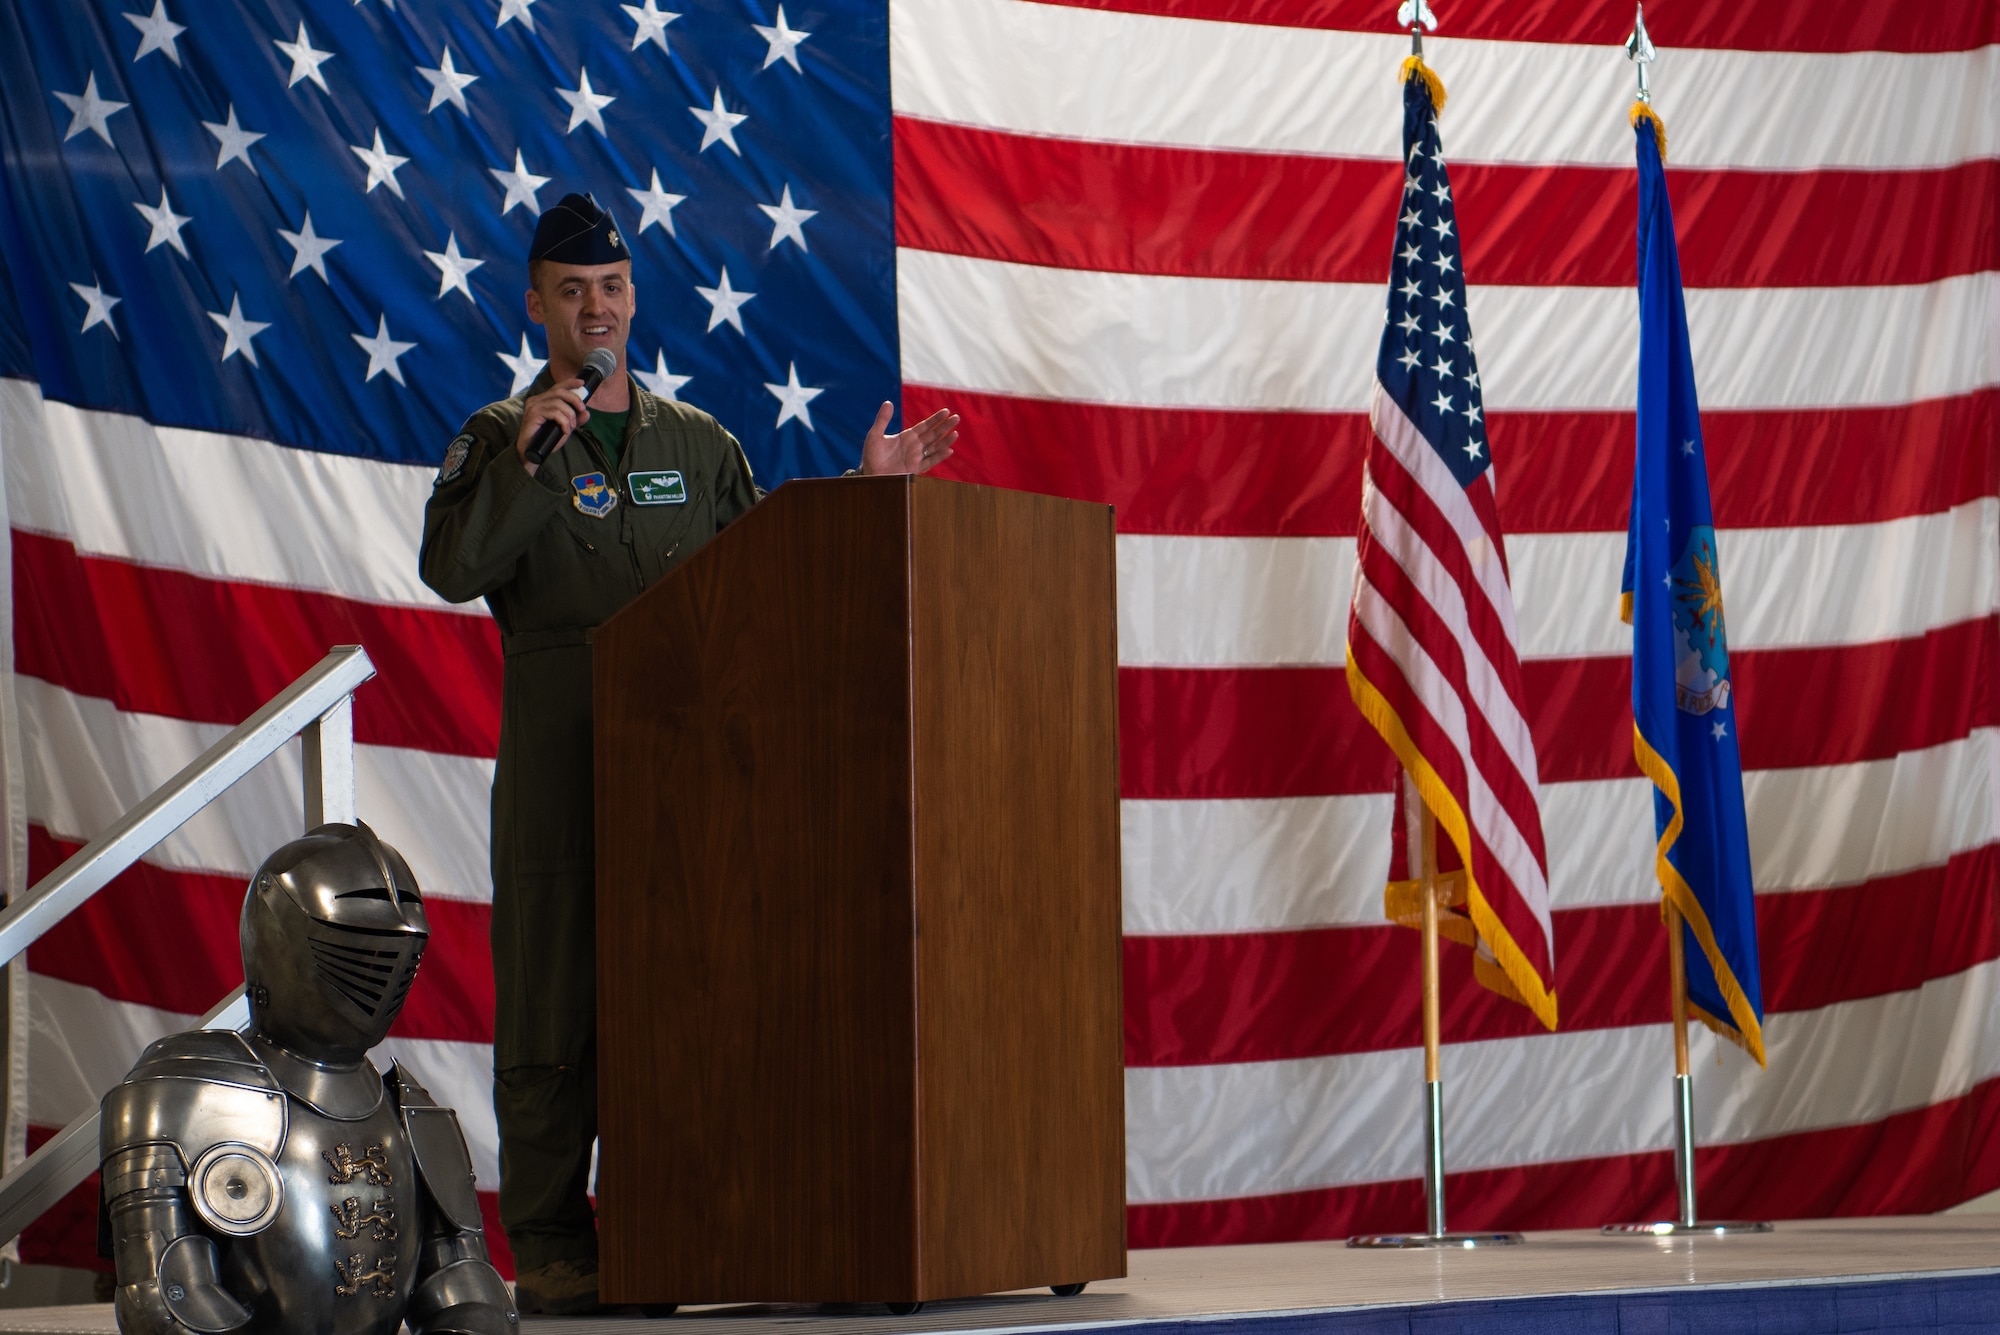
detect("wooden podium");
top-left (593, 476), bottom-right (1126, 1307)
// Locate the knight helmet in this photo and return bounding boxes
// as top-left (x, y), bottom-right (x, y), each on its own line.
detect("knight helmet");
top-left (240, 822), bottom-right (428, 1061)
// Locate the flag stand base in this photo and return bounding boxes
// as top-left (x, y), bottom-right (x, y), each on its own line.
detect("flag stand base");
top-left (1347, 1080), bottom-right (1528, 1248)
top-left (1600, 1221), bottom-right (1773, 1236)
top-left (1601, 1075), bottom-right (1772, 1237)
top-left (1349, 1231), bottom-right (1527, 1248)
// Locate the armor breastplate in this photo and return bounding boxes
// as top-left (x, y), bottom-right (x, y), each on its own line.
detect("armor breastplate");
top-left (220, 1067), bottom-right (421, 1335)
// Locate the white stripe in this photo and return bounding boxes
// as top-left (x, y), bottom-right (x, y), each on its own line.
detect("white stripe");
top-left (17, 676), bottom-right (493, 903)
top-left (1125, 954), bottom-right (2000, 1203)
top-left (898, 251), bottom-right (2000, 414)
top-left (1118, 502), bottom-right (2000, 666)
top-left (1122, 730), bottom-right (2000, 933)
top-left (2, 380), bottom-right (476, 617)
top-left (892, 0), bottom-right (2000, 170)
top-left (25, 975), bottom-right (499, 1186)
top-left (44, 953), bottom-right (2000, 1211)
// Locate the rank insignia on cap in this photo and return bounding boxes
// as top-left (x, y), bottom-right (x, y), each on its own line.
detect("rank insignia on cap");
top-left (530, 193), bottom-right (629, 267)
top-left (571, 471), bottom-right (618, 518)
top-left (435, 433), bottom-right (474, 487)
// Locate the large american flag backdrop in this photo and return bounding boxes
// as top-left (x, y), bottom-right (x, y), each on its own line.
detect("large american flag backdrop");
top-left (0, 0), bottom-right (1995, 1270)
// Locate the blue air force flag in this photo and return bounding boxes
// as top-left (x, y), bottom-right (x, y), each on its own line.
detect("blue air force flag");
top-left (1619, 108), bottom-right (1766, 1065)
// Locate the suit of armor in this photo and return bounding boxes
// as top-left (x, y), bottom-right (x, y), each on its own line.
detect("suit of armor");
top-left (99, 824), bottom-right (516, 1335)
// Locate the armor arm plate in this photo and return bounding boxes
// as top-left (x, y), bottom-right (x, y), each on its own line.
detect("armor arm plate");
top-left (388, 1063), bottom-right (483, 1233)
top-left (390, 1065), bottom-right (516, 1335)
top-left (407, 1259), bottom-right (518, 1335)
top-left (100, 1031), bottom-right (287, 1168)
top-left (103, 1148), bottom-right (252, 1335)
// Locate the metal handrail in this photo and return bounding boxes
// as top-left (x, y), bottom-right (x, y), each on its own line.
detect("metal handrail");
top-left (0, 644), bottom-right (377, 1245)
top-left (0, 646), bottom-right (375, 966)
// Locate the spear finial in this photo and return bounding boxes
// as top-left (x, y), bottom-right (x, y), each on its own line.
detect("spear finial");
top-left (1626, 3), bottom-right (1658, 104)
top-left (1398, 0), bottom-right (1437, 57)
top-left (1625, 4), bottom-right (1667, 158)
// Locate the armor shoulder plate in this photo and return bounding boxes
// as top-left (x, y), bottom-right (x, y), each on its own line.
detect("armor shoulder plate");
top-left (388, 1063), bottom-right (482, 1233)
top-left (101, 1030), bottom-right (287, 1167)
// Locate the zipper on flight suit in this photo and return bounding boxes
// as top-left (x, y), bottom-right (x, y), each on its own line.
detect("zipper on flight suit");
top-left (571, 421), bottom-right (647, 592)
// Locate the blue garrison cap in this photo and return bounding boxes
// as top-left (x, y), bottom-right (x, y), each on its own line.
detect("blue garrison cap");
top-left (529, 192), bottom-right (628, 265)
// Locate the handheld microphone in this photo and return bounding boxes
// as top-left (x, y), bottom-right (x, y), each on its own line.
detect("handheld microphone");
top-left (524, 347), bottom-right (619, 468)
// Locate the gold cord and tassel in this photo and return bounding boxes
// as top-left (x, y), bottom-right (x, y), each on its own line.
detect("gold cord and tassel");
top-left (1400, 54), bottom-right (1446, 114)
top-left (1629, 99), bottom-right (1668, 161)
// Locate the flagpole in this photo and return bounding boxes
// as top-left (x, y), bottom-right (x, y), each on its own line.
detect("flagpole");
top-left (1666, 901), bottom-right (1698, 1228)
top-left (1600, 9), bottom-right (1771, 1236)
top-left (1348, 798), bottom-right (1522, 1249)
top-left (1419, 804), bottom-right (1446, 1236)
top-left (1348, 0), bottom-right (1526, 1250)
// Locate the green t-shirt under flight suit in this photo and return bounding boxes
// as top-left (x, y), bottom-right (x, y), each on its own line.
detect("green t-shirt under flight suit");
top-left (417, 370), bottom-right (760, 1272)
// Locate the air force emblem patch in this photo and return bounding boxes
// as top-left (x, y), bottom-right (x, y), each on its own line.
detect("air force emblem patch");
top-left (435, 433), bottom-right (474, 487)
top-left (571, 471), bottom-right (618, 518)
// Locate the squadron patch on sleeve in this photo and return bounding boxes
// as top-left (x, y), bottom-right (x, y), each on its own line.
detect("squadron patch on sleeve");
top-left (435, 433), bottom-right (474, 486)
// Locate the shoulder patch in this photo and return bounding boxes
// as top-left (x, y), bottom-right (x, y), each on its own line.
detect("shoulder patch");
top-left (436, 433), bottom-right (476, 487)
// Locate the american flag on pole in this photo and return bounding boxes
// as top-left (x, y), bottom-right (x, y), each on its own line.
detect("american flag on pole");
top-left (1344, 56), bottom-right (1556, 1028)
top-left (3, 0), bottom-right (1998, 1271)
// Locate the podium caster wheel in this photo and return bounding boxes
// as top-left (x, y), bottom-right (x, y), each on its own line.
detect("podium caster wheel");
top-left (640, 1305), bottom-right (679, 1318)
top-left (885, 1302), bottom-right (925, 1316)
top-left (1051, 1283), bottom-right (1086, 1298)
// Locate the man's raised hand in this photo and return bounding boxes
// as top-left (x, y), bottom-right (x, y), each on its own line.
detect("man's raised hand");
top-left (859, 402), bottom-right (958, 476)
top-left (515, 378), bottom-right (591, 475)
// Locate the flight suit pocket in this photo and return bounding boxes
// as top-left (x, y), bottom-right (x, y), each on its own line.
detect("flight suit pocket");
top-left (633, 478), bottom-right (709, 582)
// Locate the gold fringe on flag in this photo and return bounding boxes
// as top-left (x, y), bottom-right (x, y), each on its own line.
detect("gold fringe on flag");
top-left (1630, 100), bottom-right (1668, 161)
top-left (1400, 54), bottom-right (1446, 115)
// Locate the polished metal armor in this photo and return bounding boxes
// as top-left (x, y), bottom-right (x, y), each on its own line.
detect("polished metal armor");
top-left (100, 824), bottom-right (516, 1335)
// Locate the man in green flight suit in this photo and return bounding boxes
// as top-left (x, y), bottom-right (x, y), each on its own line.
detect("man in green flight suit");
top-left (419, 194), bottom-right (957, 1315)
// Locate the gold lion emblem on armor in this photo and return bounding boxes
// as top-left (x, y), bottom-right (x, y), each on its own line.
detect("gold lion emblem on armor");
top-left (331, 1195), bottom-right (398, 1242)
top-left (334, 1253), bottom-right (397, 1299)
top-left (323, 1143), bottom-right (393, 1186)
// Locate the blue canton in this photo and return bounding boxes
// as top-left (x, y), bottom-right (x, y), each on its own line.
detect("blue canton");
top-left (0, 0), bottom-right (896, 485)
top-left (1375, 73), bottom-right (1487, 489)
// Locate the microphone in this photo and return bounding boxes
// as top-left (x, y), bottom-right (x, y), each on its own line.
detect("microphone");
top-left (524, 347), bottom-right (619, 468)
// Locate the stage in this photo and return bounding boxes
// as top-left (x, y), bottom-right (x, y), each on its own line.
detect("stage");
top-left (3, 1216), bottom-right (1996, 1334)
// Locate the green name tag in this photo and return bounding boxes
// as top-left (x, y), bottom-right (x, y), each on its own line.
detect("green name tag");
top-left (629, 470), bottom-right (687, 505)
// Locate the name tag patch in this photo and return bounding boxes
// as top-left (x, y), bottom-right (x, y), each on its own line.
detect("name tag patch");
top-left (629, 470), bottom-right (688, 505)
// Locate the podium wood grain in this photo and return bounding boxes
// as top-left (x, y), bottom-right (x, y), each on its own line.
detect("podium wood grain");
top-left (594, 476), bottom-right (1124, 1306)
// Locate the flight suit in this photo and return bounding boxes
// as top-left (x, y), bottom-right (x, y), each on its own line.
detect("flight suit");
top-left (418, 370), bottom-right (759, 1272)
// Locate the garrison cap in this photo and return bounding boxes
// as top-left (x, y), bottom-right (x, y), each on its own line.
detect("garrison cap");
top-left (529, 192), bottom-right (628, 265)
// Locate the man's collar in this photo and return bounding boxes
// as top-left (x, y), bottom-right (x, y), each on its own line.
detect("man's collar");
top-left (520, 364), bottom-right (651, 425)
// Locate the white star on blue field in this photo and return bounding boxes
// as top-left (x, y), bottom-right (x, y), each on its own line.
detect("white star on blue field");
top-left (2, 1), bottom-right (895, 483)
top-left (1376, 90), bottom-right (1491, 489)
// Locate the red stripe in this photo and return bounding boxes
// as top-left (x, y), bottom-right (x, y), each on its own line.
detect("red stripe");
top-left (909, 388), bottom-right (1999, 538)
top-left (1125, 845), bottom-right (2000, 1067)
top-left (1024, 0), bottom-right (1999, 54)
top-left (24, 826), bottom-right (495, 1046)
top-left (1127, 1069), bottom-right (2000, 1248)
top-left (1120, 617), bottom-right (1999, 799)
top-left (11, 529), bottom-right (501, 758)
top-left (895, 117), bottom-right (2000, 287)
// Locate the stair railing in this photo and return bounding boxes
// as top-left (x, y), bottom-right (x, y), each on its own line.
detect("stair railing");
top-left (0, 644), bottom-right (377, 1245)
